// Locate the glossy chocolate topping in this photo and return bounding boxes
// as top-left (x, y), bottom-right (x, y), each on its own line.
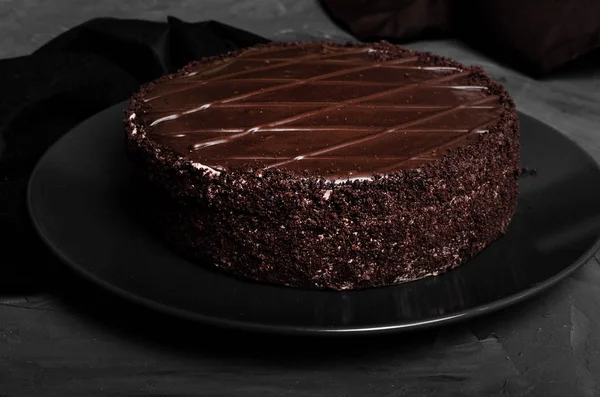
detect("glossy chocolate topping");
top-left (136, 43), bottom-right (503, 180)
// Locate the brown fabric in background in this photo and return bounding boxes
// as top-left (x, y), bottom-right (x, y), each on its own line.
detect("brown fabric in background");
top-left (322, 0), bottom-right (600, 76)
top-left (323, 0), bottom-right (454, 41)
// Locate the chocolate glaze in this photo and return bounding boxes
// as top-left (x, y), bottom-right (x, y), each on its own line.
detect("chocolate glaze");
top-left (125, 41), bottom-right (520, 290)
top-left (135, 42), bottom-right (501, 180)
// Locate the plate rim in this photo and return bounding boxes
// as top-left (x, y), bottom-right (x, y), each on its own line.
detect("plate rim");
top-left (26, 102), bottom-right (600, 336)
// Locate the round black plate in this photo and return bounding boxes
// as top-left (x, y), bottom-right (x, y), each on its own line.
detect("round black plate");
top-left (28, 102), bottom-right (600, 335)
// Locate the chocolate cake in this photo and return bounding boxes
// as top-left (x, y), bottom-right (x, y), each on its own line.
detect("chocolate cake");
top-left (125, 41), bottom-right (519, 290)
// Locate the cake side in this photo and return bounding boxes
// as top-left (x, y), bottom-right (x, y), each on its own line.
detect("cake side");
top-left (124, 41), bottom-right (519, 290)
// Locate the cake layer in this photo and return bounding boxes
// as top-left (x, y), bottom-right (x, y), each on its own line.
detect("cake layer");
top-left (125, 41), bottom-right (520, 290)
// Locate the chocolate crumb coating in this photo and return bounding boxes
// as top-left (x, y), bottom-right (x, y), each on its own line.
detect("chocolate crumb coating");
top-left (124, 41), bottom-right (520, 290)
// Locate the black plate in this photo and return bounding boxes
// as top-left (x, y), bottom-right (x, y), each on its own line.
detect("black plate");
top-left (28, 102), bottom-right (600, 335)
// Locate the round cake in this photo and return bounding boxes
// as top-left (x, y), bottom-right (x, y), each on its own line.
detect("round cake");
top-left (125, 41), bottom-right (520, 290)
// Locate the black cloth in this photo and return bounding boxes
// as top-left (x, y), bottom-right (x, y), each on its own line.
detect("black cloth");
top-left (0, 17), bottom-right (267, 291)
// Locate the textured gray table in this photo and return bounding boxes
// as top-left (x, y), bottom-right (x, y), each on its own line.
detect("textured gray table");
top-left (2, 1), bottom-right (600, 396)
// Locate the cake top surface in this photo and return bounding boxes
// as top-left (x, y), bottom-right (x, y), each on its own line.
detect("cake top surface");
top-left (131, 42), bottom-right (505, 180)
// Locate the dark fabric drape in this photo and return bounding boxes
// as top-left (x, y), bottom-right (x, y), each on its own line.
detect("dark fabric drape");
top-left (0, 17), bottom-right (267, 290)
top-left (322, 0), bottom-right (600, 76)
